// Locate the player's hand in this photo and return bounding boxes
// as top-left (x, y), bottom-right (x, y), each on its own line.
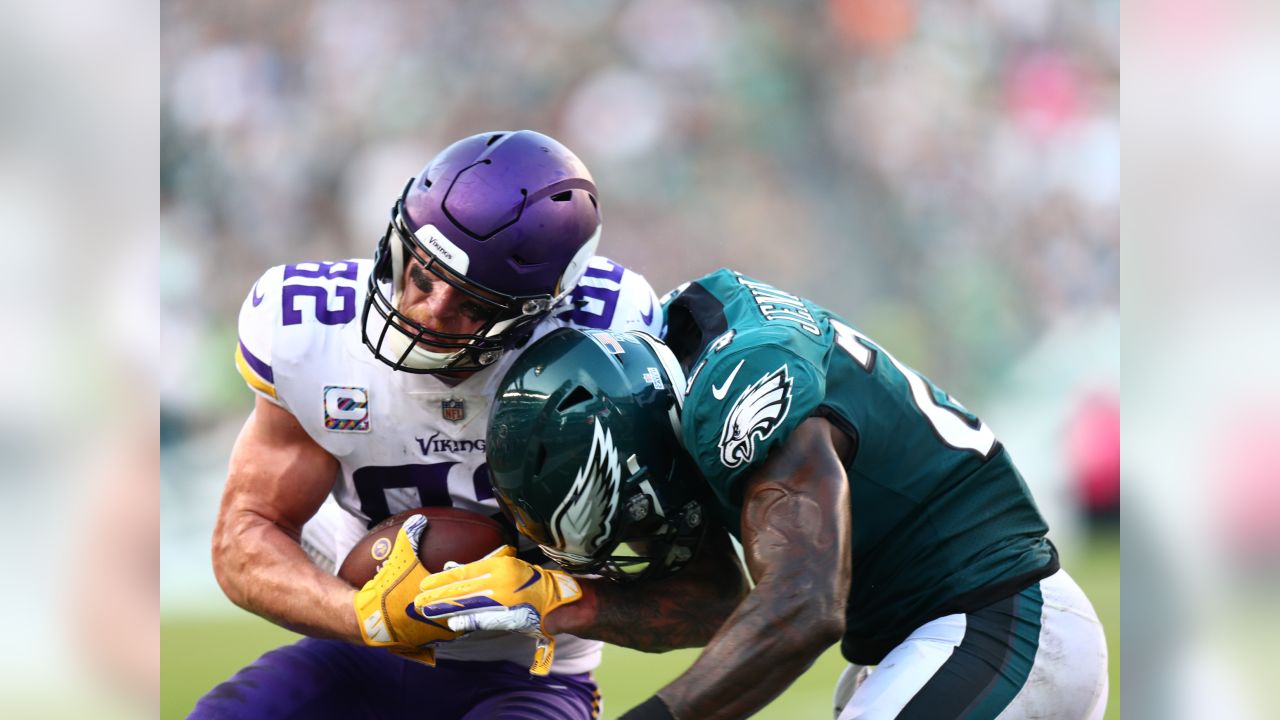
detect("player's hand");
top-left (353, 514), bottom-right (460, 665)
top-left (413, 546), bottom-right (583, 675)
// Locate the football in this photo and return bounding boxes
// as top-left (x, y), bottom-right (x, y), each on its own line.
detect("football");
top-left (336, 506), bottom-right (514, 587)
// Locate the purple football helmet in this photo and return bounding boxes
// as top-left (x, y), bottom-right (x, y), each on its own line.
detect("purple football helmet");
top-left (362, 130), bottom-right (602, 373)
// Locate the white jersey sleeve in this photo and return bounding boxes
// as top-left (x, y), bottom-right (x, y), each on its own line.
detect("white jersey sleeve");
top-left (234, 260), bottom-right (366, 411)
top-left (553, 255), bottom-right (665, 336)
top-left (234, 265), bottom-right (289, 409)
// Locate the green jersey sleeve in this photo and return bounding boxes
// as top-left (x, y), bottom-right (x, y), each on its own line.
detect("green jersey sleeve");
top-left (681, 328), bottom-right (827, 511)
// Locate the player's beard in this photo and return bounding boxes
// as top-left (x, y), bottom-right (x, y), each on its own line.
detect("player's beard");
top-left (364, 284), bottom-right (467, 372)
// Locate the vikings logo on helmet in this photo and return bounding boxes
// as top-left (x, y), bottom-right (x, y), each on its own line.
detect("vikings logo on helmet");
top-left (718, 365), bottom-right (793, 468)
top-left (548, 422), bottom-right (623, 557)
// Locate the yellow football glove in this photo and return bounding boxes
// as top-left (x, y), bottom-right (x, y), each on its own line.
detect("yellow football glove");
top-left (353, 514), bottom-right (460, 665)
top-left (413, 546), bottom-right (583, 675)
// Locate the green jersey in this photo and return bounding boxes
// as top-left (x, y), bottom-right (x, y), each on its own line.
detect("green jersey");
top-left (662, 269), bottom-right (1058, 664)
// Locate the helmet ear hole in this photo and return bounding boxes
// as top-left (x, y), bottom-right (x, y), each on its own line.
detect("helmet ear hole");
top-left (557, 386), bottom-right (594, 412)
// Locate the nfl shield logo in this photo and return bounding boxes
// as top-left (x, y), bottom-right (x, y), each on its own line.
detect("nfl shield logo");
top-left (441, 398), bottom-right (465, 423)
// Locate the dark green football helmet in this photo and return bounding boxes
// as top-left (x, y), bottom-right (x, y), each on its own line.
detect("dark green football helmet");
top-left (486, 327), bottom-right (706, 582)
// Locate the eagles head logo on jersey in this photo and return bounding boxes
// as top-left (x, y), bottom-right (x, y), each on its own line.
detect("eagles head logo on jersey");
top-left (548, 421), bottom-right (623, 557)
top-left (718, 365), bottom-right (794, 468)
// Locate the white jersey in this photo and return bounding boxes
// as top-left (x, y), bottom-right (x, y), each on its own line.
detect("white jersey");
top-left (234, 256), bottom-right (663, 674)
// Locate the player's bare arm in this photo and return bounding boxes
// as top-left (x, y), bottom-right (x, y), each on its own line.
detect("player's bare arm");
top-left (212, 396), bottom-right (360, 642)
top-left (654, 416), bottom-right (852, 720)
top-left (546, 521), bottom-right (749, 652)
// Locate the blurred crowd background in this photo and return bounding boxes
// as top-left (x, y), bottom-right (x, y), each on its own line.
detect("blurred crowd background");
top-left (157, 0), bottom-right (1124, 717)
top-left (160, 0), bottom-right (1119, 435)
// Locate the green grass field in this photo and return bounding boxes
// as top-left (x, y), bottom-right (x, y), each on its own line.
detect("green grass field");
top-left (162, 532), bottom-right (1118, 719)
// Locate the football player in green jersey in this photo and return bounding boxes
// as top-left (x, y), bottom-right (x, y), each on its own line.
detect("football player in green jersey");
top-left (414, 270), bottom-right (1109, 720)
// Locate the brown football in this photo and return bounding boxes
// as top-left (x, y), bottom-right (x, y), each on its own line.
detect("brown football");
top-left (336, 506), bottom-right (514, 587)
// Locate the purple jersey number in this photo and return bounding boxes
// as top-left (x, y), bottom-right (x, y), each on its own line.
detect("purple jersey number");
top-left (353, 462), bottom-right (492, 525)
top-left (282, 261), bottom-right (359, 326)
top-left (565, 260), bottom-right (625, 329)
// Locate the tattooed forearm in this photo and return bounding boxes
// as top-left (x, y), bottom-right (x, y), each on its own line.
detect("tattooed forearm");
top-left (656, 417), bottom-right (853, 720)
top-left (547, 526), bottom-right (749, 651)
top-left (586, 579), bottom-right (733, 651)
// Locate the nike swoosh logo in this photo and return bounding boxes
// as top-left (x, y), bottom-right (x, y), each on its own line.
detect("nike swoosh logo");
top-left (251, 282), bottom-right (265, 307)
top-left (404, 602), bottom-right (452, 629)
top-left (516, 567), bottom-right (542, 593)
top-left (711, 360), bottom-right (745, 400)
top-left (640, 296), bottom-right (655, 325)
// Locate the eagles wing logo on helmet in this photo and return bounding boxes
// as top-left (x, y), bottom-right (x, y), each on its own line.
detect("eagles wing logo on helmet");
top-left (549, 422), bottom-right (623, 556)
top-left (718, 365), bottom-right (793, 468)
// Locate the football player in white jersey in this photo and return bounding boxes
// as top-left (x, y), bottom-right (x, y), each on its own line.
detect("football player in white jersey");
top-left (191, 130), bottom-right (748, 720)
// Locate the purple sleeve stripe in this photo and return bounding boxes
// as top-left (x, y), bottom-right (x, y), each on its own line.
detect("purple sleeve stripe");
top-left (238, 339), bottom-right (274, 383)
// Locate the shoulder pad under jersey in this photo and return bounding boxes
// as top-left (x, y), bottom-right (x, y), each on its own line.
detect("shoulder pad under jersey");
top-left (555, 256), bottom-right (664, 337)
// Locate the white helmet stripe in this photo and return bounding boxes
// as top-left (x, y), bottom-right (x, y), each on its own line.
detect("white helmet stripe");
top-left (630, 331), bottom-right (687, 441)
